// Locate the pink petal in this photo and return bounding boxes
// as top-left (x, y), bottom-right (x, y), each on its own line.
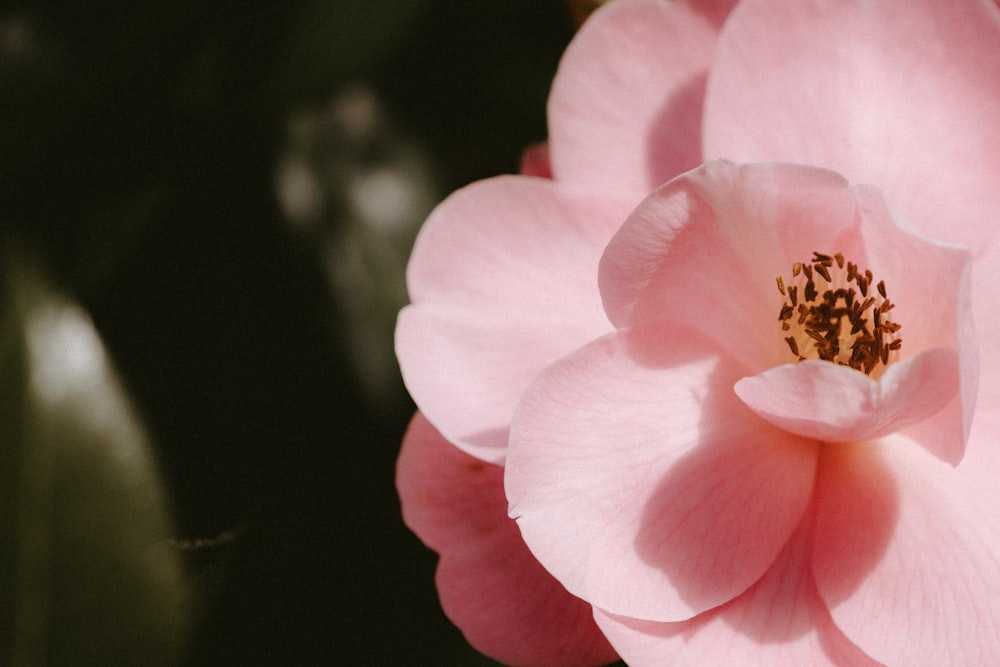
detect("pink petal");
top-left (812, 440), bottom-right (1000, 665)
top-left (959, 388), bottom-right (1000, 519)
top-left (598, 161), bottom-right (867, 367)
top-left (594, 516), bottom-right (883, 666)
top-left (547, 0), bottom-right (736, 198)
top-left (969, 293), bottom-right (1000, 452)
top-left (703, 0), bottom-right (1000, 465)
top-left (598, 161), bottom-right (976, 462)
top-left (505, 323), bottom-right (818, 622)
top-left (519, 142), bottom-right (552, 179)
top-left (703, 0), bottom-right (1000, 261)
top-left (396, 176), bottom-right (630, 462)
top-left (396, 413), bottom-right (618, 667)
top-left (734, 349), bottom-right (960, 461)
top-left (971, 271), bottom-right (1000, 473)
top-left (852, 184), bottom-right (978, 461)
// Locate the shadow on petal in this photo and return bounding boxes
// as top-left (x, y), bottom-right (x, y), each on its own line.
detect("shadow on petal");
top-left (461, 425), bottom-right (511, 462)
top-left (596, 510), bottom-right (885, 664)
top-left (645, 72), bottom-right (708, 188)
top-left (812, 443), bottom-right (900, 610)
top-left (627, 326), bottom-right (820, 619)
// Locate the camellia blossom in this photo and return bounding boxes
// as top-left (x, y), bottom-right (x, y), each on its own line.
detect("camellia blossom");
top-left (397, 0), bottom-right (1000, 665)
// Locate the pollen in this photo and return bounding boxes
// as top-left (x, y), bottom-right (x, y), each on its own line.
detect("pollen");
top-left (776, 251), bottom-right (901, 376)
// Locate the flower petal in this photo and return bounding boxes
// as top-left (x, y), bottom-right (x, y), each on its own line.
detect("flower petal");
top-left (396, 413), bottom-right (618, 667)
top-left (519, 142), bottom-right (552, 179)
top-left (734, 348), bottom-right (960, 461)
top-left (396, 176), bottom-right (630, 462)
top-left (813, 439), bottom-right (1000, 665)
top-left (704, 0), bottom-right (1000, 464)
top-left (704, 0), bottom-right (1000, 260)
top-left (506, 323), bottom-right (818, 622)
top-left (852, 184), bottom-right (978, 463)
top-left (598, 161), bottom-right (866, 367)
top-left (547, 0), bottom-right (736, 197)
top-left (594, 515), bottom-right (883, 667)
top-left (599, 162), bottom-right (975, 463)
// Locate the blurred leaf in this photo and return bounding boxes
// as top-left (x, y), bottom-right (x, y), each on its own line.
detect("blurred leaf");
top-left (0, 243), bottom-right (190, 665)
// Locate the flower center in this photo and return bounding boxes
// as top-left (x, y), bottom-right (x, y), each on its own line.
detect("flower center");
top-left (776, 252), bottom-right (901, 376)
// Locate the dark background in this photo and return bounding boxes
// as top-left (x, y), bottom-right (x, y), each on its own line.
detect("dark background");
top-left (2, 1), bottom-right (576, 664)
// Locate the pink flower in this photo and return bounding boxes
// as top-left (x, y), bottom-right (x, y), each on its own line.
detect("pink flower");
top-left (397, 0), bottom-right (1000, 664)
top-left (398, 412), bottom-right (618, 666)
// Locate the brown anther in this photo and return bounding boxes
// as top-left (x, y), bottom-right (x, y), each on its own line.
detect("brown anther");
top-left (814, 262), bottom-right (832, 282)
top-left (776, 250), bottom-right (901, 376)
top-left (785, 336), bottom-right (799, 356)
top-left (805, 280), bottom-right (818, 302)
top-left (862, 357), bottom-right (876, 376)
top-left (806, 329), bottom-right (827, 343)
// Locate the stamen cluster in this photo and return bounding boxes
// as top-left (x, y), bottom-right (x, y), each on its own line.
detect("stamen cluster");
top-left (777, 251), bottom-right (901, 375)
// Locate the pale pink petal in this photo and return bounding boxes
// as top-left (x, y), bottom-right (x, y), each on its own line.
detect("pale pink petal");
top-left (704, 0), bottom-right (1000, 261)
top-left (973, 281), bottom-right (1000, 461)
top-left (594, 517), bottom-right (883, 667)
top-left (956, 398), bottom-right (1000, 523)
top-left (598, 162), bottom-right (975, 462)
top-left (813, 440), bottom-right (1000, 665)
top-left (599, 161), bottom-right (867, 367)
top-left (396, 413), bottom-right (618, 667)
top-left (506, 323), bottom-right (818, 622)
top-left (735, 349), bottom-right (960, 461)
top-left (704, 0), bottom-right (1000, 470)
top-left (396, 176), bottom-right (630, 462)
top-left (547, 0), bottom-right (736, 197)
top-left (852, 184), bottom-right (978, 461)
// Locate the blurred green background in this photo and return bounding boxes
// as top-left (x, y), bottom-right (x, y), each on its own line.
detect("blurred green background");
top-left (1, 1), bottom-right (577, 664)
